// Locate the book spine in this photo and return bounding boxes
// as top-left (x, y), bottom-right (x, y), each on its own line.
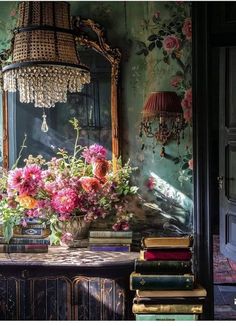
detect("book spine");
top-left (142, 236), bottom-right (192, 248)
top-left (140, 249), bottom-right (192, 261)
top-left (0, 237), bottom-right (50, 245)
top-left (132, 304), bottom-right (203, 314)
top-left (89, 238), bottom-right (132, 244)
top-left (0, 244), bottom-right (48, 253)
top-left (89, 245), bottom-right (130, 252)
top-left (135, 314), bottom-right (198, 321)
top-left (130, 273), bottom-right (194, 291)
top-left (135, 260), bottom-right (192, 274)
top-left (89, 231), bottom-right (132, 238)
top-left (133, 297), bottom-right (205, 305)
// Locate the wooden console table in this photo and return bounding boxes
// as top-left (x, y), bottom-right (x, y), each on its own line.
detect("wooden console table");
top-left (0, 247), bottom-right (138, 320)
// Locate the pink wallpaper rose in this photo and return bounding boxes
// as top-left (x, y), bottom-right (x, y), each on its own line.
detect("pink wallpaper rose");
top-left (163, 35), bottom-right (180, 53)
top-left (182, 18), bottom-right (192, 41)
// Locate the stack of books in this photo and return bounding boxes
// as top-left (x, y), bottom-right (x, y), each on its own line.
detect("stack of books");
top-left (0, 220), bottom-right (50, 253)
top-left (88, 230), bottom-right (132, 252)
top-left (130, 235), bottom-right (207, 321)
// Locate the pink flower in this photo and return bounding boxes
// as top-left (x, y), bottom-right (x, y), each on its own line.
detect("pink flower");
top-left (61, 232), bottom-right (73, 244)
top-left (8, 165), bottom-right (42, 196)
top-left (171, 76), bottom-right (183, 88)
top-left (147, 176), bottom-right (156, 190)
top-left (183, 109), bottom-right (192, 123)
top-left (20, 219), bottom-right (28, 227)
top-left (8, 168), bottom-right (23, 190)
top-left (181, 88), bottom-right (192, 111)
top-left (92, 159), bottom-right (109, 179)
top-left (79, 177), bottom-right (101, 193)
top-left (188, 158), bottom-right (193, 170)
top-left (163, 35), bottom-right (180, 53)
top-left (23, 164), bottom-right (42, 182)
top-left (182, 18), bottom-right (192, 41)
top-left (112, 220), bottom-right (130, 231)
top-left (51, 188), bottom-right (79, 214)
top-left (82, 144), bottom-right (107, 163)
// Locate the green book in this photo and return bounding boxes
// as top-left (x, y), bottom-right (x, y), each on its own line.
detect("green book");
top-left (135, 259), bottom-right (192, 274)
top-left (132, 303), bottom-right (202, 314)
top-left (130, 272), bottom-right (194, 291)
top-left (89, 231), bottom-right (132, 238)
top-left (135, 314), bottom-right (198, 321)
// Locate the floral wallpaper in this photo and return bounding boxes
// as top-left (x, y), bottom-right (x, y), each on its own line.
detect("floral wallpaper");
top-left (0, 1), bottom-right (193, 232)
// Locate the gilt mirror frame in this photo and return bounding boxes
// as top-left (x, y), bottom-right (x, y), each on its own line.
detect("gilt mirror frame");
top-left (1, 17), bottom-right (121, 171)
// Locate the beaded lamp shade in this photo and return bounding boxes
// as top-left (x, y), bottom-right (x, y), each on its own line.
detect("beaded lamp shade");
top-left (2, 1), bottom-right (90, 110)
top-left (140, 91), bottom-right (185, 147)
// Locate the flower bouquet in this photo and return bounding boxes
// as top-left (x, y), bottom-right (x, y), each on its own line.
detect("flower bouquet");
top-left (0, 118), bottom-right (138, 245)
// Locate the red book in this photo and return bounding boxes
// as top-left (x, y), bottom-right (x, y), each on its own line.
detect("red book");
top-left (140, 249), bottom-right (192, 261)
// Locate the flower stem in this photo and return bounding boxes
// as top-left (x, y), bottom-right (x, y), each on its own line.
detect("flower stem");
top-left (12, 134), bottom-right (27, 169)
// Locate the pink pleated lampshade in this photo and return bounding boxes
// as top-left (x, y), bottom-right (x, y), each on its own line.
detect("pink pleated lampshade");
top-left (142, 91), bottom-right (182, 121)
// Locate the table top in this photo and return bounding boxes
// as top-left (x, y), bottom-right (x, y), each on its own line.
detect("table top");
top-left (0, 246), bottom-right (139, 268)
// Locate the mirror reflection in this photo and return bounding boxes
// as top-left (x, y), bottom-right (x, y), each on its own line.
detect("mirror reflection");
top-left (8, 47), bottom-right (112, 166)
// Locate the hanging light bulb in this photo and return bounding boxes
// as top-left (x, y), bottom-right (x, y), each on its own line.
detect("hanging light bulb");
top-left (41, 110), bottom-right (49, 133)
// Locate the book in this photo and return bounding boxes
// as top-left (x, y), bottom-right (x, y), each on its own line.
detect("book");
top-left (89, 238), bottom-right (132, 244)
top-left (89, 231), bottom-right (132, 238)
top-left (0, 224), bottom-right (50, 238)
top-left (0, 244), bottom-right (48, 253)
top-left (136, 284), bottom-right (207, 298)
top-left (142, 236), bottom-right (193, 248)
top-left (135, 314), bottom-right (199, 321)
top-left (130, 272), bottom-right (194, 291)
top-left (132, 303), bottom-right (203, 314)
top-left (89, 245), bottom-right (130, 252)
top-left (140, 249), bottom-right (192, 261)
top-left (134, 259), bottom-right (192, 274)
top-left (133, 296), bottom-right (205, 305)
top-left (0, 237), bottom-right (50, 245)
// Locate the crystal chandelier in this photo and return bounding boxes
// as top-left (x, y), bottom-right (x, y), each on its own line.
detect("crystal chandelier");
top-left (139, 91), bottom-right (185, 156)
top-left (2, 1), bottom-right (90, 131)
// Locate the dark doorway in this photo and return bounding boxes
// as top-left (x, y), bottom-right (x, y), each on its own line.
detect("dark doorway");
top-left (193, 2), bottom-right (236, 320)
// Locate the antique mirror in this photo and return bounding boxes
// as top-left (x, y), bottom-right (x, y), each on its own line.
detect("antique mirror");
top-left (0, 17), bottom-right (121, 170)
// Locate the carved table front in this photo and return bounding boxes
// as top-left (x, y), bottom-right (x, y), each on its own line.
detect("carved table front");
top-left (0, 247), bottom-right (138, 320)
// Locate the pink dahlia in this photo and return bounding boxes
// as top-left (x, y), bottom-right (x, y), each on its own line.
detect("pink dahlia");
top-left (82, 144), bottom-right (107, 163)
top-left (79, 177), bottom-right (101, 192)
top-left (23, 164), bottom-right (42, 182)
top-left (8, 168), bottom-right (24, 191)
top-left (51, 188), bottom-right (79, 214)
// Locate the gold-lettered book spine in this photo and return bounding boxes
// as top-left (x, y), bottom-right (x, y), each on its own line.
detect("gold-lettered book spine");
top-left (132, 304), bottom-right (203, 314)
